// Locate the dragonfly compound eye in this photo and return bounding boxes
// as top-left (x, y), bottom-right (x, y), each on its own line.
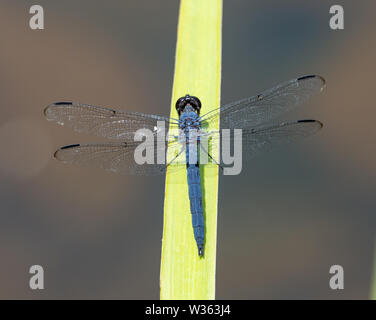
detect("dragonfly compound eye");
top-left (175, 95), bottom-right (202, 115)
top-left (188, 96), bottom-right (202, 115)
top-left (190, 96), bottom-right (201, 114)
top-left (175, 96), bottom-right (187, 116)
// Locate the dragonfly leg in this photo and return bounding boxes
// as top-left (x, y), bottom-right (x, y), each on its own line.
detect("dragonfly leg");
top-left (199, 143), bottom-right (224, 172)
top-left (166, 145), bottom-right (185, 168)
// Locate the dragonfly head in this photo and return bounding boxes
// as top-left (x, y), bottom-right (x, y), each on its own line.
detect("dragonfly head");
top-left (175, 94), bottom-right (201, 116)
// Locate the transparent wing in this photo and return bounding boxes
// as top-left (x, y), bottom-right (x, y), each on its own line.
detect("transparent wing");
top-left (54, 137), bottom-right (187, 176)
top-left (44, 101), bottom-right (179, 140)
top-left (201, 75), bottom-right (325, 130)
top-left (53, 119), bottom-right (321, 176)
top-left (204, 119), bottom-right (323, 166)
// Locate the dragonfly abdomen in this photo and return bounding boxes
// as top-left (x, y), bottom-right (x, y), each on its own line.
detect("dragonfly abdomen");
top-left (186, 142), bottom-right (204, 257)
top-left (187, 165), bottom-right (204, 256)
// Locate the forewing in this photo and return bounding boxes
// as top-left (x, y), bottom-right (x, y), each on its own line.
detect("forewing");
top-left (201, 75), bottom-right (325, 130)
top-left (44, 101), bottom-right (178, 140)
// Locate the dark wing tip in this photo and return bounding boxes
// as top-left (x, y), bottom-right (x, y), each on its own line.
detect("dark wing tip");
top-left (297, 75), bottom-right (316, 81)
top-left (60, 144), bottom-right (81, 150)
top-left (54, 144), bottom-right (80, 159)
top-left (54, 101), bottom-right (73, 105)
top-left (297, 74), bottom-right (326, 90)
top-left (297, 119), bottom-right (324, 128)
top-left (44, 101), bottom-right (73, 118)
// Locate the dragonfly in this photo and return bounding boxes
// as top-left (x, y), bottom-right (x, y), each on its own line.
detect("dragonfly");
top-left (44, 74), bottom-right (325, 257)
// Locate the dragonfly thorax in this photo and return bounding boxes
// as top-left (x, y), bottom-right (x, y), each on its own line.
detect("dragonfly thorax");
top-left (179, 106), bottom-right (201, 132)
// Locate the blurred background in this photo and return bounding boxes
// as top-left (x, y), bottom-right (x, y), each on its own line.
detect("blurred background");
top-left (0, 0), bottom-right (375, 299)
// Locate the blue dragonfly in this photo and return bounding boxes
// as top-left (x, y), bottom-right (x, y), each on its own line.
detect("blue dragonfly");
top-left (44, 75), bottom-right (325, 257)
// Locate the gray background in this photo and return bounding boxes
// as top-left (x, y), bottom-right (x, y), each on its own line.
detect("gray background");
top-left (0, 0), bottom-right (375, 299)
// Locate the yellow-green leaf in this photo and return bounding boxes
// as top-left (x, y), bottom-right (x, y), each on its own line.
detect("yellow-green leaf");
top-left (160, 0), bottom-right (222, 300)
